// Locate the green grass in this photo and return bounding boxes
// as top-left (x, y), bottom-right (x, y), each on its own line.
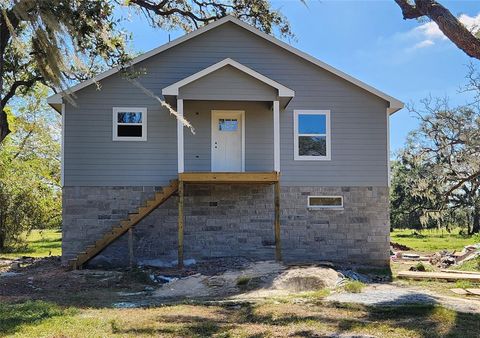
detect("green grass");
top-left (1, 300), bottom-right (479, 337)
top-left (343, 280), bottom-right (365, 293)
top-left (0, 229), bottom-right (61, 259)
top-left (455, 257), bottom-right (480, 272)
top-left (391, 228), bottom-right (480, 252)
top-left (236, 275), bottom-right (252, 286)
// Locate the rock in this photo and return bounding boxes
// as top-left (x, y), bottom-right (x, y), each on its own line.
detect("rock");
top-left (116, 291), bottom-right (146, 296)
top-left (113, 302), bottom-right (139, 308)
top-left (0, 271), bottom-right (20, 278)
top-left (273, 267), bottom-right (342, 292)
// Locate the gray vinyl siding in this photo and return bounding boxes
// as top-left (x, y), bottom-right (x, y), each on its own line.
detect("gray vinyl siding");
top-left (184, 100), bottom-right (273, 172)
top-left (179, 65), bottom-right (277, 101)
top-left (63, 21), bottom-right (388, 187)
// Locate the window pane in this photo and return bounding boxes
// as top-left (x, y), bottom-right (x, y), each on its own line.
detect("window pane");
top-left (118, 125), bottom-right (142, 137)
top-left (299, 136), bottom-right (326, 156)
top-left (298, 114), bottom-right (326, 134)
top-left (219, 118), bottom-right (238, 131)
top-left (118, 112), bottom-right (142, 123)
top-left (309, 197), bottom-right (342, 207)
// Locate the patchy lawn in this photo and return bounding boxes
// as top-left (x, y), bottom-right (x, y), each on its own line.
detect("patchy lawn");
top-left (391, 229), bottom-right (480, 252)
top-left (0, 299), bottom-right (479, 337)
top-left (0, 229), bottom-right (61, 260)
top-left (1, 229), bottom-right (479, 337)
top-left (0, 257), bottom-right (479, 337)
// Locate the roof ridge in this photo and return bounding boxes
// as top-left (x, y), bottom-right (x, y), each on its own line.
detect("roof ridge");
top-left (48, 15), bottom-right (403, 114)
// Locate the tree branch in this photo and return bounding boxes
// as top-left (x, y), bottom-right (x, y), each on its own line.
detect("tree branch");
top-left (1, 77), bottom-right (43, 107)
top-left (394, 0), bottom-right (480, 60)
top-left (394, 0), bottom-right (422, 19)
top-left (444, 171), bottom-right (480, 200)
top-left (129, 0), bottom-right (220, 28)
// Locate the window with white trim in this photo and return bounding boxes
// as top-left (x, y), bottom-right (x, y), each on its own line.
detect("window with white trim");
top-left (308, 196), bottom-right (343, 209)
top-left (294, 110), bottom-right (330, 160)
top-left (113, 107), bottom-right (147, 141)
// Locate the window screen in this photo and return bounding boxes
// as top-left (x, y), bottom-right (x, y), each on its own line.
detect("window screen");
top-left (308, 196), bottom-right (343, 208)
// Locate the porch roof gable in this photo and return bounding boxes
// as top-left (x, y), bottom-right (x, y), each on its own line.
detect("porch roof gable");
top-left (162, 58), bottom-right (295, 98)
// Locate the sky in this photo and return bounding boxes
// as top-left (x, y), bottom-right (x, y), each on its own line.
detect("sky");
top-left (118, 0), bottom-right (480, 156)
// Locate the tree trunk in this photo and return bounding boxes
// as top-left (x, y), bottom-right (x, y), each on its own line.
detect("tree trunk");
top-left (0, 107), bottom-right (10, 145)
top-left (0, 231), bottom-right (5, 251)
top-left (0, 216), bottom-right (5, 251)
top-left (471, 207), bottom-right (480, 234)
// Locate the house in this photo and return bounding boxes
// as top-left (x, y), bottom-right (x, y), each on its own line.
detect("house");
top-left (48, 16), bottom-right (403, 269)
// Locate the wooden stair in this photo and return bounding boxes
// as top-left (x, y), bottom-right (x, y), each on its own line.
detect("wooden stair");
top-left (68, 180), bottom-right (179, 270)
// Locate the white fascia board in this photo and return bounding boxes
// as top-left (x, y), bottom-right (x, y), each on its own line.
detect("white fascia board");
top-left (47, 15), bottom-right (403, 113)
top-left (162, 58), bottom-right (295, 97)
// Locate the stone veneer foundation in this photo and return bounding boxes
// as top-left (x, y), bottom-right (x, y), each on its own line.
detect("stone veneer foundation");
top-left (62, 184), bottom-right (390, 267)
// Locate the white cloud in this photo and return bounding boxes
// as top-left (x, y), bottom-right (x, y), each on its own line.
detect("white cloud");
top-left (354, 12), bottom-right (480, 66)
top-left (414, 21), bottom-right (447, 41)
top-left (410, 13), bottom-right (480, 49)
top-left (410, 39), bottom-right (434, 50)
top-left (458, 13), bottom-right (480, 32)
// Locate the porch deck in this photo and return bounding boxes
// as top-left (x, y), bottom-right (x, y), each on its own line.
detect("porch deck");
top-left (178, 171), bottom-right (280, 184)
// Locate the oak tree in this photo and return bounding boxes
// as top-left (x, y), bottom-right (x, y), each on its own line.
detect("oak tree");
top-left (0, 0), bottom-right (291, 144)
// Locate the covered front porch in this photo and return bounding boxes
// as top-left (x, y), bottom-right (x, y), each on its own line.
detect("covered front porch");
top-left (161, 58), bottom-right (294, 267)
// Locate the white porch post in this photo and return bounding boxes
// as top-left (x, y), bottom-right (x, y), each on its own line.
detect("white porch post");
top-left (177, 99), bottom-right (184, 173)
top-left (273, 100), bottom-right (280, 172)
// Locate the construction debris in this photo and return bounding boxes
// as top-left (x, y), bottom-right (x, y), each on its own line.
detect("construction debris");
top-left (428, 243), bottom-right (480, 268)
top-left (390, 242), bottom-right (412, 251)
top-left (398, 270), bottom-right (480, 282)
top-left (430, 251), bottom-right (456, 268)
top-left (339, 269), bottom-right (370, 283)
top-left (392, 252), bottom-right (430, 262)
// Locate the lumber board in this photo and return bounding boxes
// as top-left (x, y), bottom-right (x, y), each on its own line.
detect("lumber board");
top-left (274, 181), bottom-right (281, 261)
top-left (178, 180), bottom-right (184, 269)
top-left (179, 171), bottom-right (279, 183)
top-left (466, 289), bottom-right (480, 296)
top-left (450, 288), bottom-right (480, 296)
top-left (441, 269), bottom-right (480, 275)
top-left (398, 270), bottom-right (480, 282)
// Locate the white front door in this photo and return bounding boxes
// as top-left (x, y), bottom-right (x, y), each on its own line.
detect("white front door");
top-left (211, 110), bottom-right (244, 172)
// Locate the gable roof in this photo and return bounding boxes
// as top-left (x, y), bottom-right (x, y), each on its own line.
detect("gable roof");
top-left (48, 15), bottom-right (403, 113)
top-left (162, 58), bottom-right (295, 97)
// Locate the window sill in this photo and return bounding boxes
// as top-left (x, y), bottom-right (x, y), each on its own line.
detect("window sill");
top-left (112, 138), bottom-right (147, 142)
top-left (294, 156), bottom-right (331, 161)
top-left (308, 207), bottom-right (344, 211)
